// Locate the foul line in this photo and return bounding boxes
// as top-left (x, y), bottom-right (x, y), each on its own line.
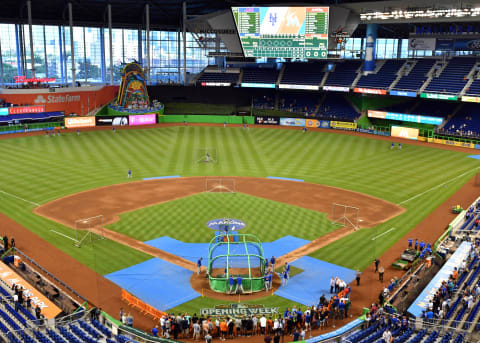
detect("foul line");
top-left (398, 167), bottom-right (480, 206)
top-left (371, 227), bottom-right (396, 241)
top-left (49, 230), bottom-right (78, 242)
top-left (0, 190), bottom-right (40, 207)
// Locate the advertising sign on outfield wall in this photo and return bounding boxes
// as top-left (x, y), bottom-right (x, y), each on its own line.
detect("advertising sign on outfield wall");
top-left (241, 83), bottom-right (276, 88)
top-left (368, 110), bottom-right (443, 125)
top-left (389, 90), bottom-right (417, 98)
top-left (279, 84), bottom-right (319, 90)
top-left (0, 86), bottom-right (118, 115)
top-left (96, 116), bottom-right (129, 126)
top-left (322, 86), bottom-right (350, 92)
top-left (391, 126), bottom-right (419, 140)
top-left (354, 88), bottom-right (387, 95)
top-left (8, 105), bottom-right (46, 115)
top-left (279, 118), bottom-right (305, 127)
top-left (0, 108), bottom-right (8, 116)
top-left (129, 114), bottom-right (156, 126)
top-left (65, 116), bottom-right (96, 128)
top-left (255, 116), bottom-right (279, 125)
top-left (462, 96), bottom-right (480, 103)
top-left (305, 119), bottom-right (321, 128)
top-left (420, 93), bottom-right (458, 101)
top-left (330, 121), bottom-right (357, 130)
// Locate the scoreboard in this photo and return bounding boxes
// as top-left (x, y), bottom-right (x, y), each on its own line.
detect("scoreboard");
top-left (232, 7), bottom-right (329, 59)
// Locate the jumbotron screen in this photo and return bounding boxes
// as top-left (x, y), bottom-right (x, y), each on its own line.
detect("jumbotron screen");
top-left (232, 7), bottom-right (329, 59)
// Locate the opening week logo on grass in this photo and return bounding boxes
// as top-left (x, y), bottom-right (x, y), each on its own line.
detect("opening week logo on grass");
top-left (200, 304), bottom-right (279, 317)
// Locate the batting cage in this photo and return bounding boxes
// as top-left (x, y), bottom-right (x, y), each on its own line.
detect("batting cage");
top-left (208, 233), bottom-right (265, 294)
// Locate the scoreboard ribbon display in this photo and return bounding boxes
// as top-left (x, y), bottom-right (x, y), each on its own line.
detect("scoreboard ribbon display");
top-left (232, 7), bottom-right (329, 59)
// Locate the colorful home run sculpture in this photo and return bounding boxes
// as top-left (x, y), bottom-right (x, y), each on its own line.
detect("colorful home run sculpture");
top-left (117, 63), bottom-right (150, 109)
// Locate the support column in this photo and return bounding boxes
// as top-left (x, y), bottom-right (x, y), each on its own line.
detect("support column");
top-left (182, 0), bottom-right (187, 85)
top-left (17, 24), bottom-right (25, 76)
top-left (145, 3), bottom-right (150, 84)
top-left (15, 24), bottom-right (23, 76)
top-left (83, 26), bottom-right (87, 83)
top-left (43, 25), bottom-right (48, 79)
top-left (27, 0), bottom-right (36, 78)
top-left (100, 27), bottom-right (106, 83)
top-left (0, 34), bottom-right (4, 86)
top-left (108, 3), bottom-right (113, 85)
top-left (58, 26), bottom-right (65, 83)
top-left (121, 29), bottom-right (125, 64)
top-left (177, 29), bottom-right (181, 83)
top-left (137, 28), bottom-right (142, 66)
top-left (68, 1), bottom-right (76, 87)
top-left (63, 26), bottom-right (67, 83)
top-left (363, 23), bottom-right (377, 73)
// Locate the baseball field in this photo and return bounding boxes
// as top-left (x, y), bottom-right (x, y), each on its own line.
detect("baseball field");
top-left (0, 124), bottom-right (479, 327)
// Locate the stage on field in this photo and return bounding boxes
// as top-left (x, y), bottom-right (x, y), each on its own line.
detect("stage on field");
top-left (274, 256), bottom-right (357, 306)
top-left (104, 258), bottom-right (199, 311)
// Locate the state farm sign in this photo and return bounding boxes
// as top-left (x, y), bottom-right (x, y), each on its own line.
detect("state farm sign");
top-left (0, 86), bottom-right (118, 115)
top-left (34, 94), bottom-right (81, 104)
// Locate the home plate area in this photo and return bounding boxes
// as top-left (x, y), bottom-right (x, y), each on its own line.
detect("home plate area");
top-left (105, 236), bottom-right (356, 310)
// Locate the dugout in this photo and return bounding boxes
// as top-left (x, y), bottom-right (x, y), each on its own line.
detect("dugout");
top-left (208, 233), bottom-right (265, 293)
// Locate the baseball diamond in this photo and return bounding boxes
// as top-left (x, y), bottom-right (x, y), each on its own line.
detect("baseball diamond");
top-left (1, 4), bottom-right (480, 342)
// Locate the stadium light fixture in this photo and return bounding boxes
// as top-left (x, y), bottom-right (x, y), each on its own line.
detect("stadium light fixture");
top-left (361, 7), bottom-right (480, 21)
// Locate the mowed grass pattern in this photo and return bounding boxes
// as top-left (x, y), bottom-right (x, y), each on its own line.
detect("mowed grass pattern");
top-left (107, 192), bottom-right (337, 243)
top-left (0, 126), bottom-right (478, 275)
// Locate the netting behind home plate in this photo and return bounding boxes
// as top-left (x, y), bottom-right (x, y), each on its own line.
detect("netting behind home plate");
top-left (208, 233), bottom-right (265, 293)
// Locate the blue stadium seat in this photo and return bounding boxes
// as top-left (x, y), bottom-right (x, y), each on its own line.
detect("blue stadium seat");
top-left (281, 62), bottom-right (327, 86)
top-left (393, 59), bottom-right (436, 92)
top-left (324, 60), bottom-right (362, 87)
top-left (356, 60), bottom-right (406, 90)
top-left (425, 58), bottom-right (477, 94)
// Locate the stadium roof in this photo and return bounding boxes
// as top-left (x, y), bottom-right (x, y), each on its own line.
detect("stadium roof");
top-left (0, 0), bottom-right (476, 38)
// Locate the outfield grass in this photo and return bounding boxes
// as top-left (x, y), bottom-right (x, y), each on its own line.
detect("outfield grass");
top-left (0, 126), bottom-right (478, 277)
top-left (106, 192), bottom-right (337, 243)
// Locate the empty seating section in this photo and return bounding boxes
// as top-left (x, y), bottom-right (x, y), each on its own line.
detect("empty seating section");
top-left (197, 72), bottom-right (239, 84)
top-left (356, 60), bottom-right (405, 89)
top-left (280, 62), bottom-right (326, 85)
top-left (425, 58), bottom-right (476, 94)
top-left (413, 100), bottom-right (458, 118)
top-left (319, 94), bottom-right (358, 120)
top-left (381, 99), bottom-right (417, 113)
top-left (394, 59), bottom-right (436, 92)
top-left (242, 68), bottom-right (278, 84)
top-left (324, 60), bottom-right (362, 87)
top-left (278, 92), bottom-right (318, 114)
top-left (466, 79), bottom-right (480, 96)
top-left (253, 95), bottom-right (274, 110)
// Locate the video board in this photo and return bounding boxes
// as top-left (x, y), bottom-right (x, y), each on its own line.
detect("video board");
top-left (232, 7), bottom-right (329, 59)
